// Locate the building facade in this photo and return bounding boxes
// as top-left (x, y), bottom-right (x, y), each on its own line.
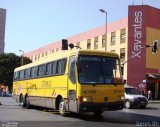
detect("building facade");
top-left (25, 5), bottom-right (160, 99)
top-left (128, 5), bottom-right (160, 99)
top-left (0, 8), bottom-right (6, 53)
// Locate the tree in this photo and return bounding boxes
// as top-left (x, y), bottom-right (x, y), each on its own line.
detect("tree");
top-left (0, 53), bottom-right (32, 92)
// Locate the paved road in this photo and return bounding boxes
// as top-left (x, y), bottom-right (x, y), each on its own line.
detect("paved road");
top-left (0, 97), bottom-right (160, 127)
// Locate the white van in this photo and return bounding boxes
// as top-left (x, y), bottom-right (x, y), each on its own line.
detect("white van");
top-left (124, 85), bottom-right (148, 109)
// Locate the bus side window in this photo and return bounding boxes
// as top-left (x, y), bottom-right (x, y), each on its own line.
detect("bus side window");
top-left (69, 56), bottom-right (76, 84)
top-left (56, 58), bottom-right (66, 75)
top-left (52, 61), bottom-right (57, 75)
top-left (26, 68), bottom-right (31, 79)
top-left (56, 60), bottom-right (62, 74)
top-left (14, 71), bottom-right (19, 81)
top-left (31, 66), bottom-right (38, 78)
top-left (46, 62), bottom-right (52, 75)
top-left (19, 70), bottom-right (24, 80)
top-left (24, 69), bottom-right (27, 79)
top-left (38, 64), bottom-right (45, 77)
top-left (61, 58), bottom-right (67, 74)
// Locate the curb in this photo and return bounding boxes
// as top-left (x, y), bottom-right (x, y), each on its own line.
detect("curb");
top-left (148, 101), bottom-right (160, 104)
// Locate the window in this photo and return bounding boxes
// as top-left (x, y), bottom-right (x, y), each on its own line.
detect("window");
top-left (25, 68), bottom-right (31, 79)
top-left (46, 62), bottom-right (52, 75)
top-left (56, 59), bottom-right (66, 74)
top-left (69, 56), bottom-right (76, 84)
top-left (94, 37), bottom-right (98, 49)
top-left (120, 48), bottom-right (125, 63)
top-left (31, 66), bottom-right (38, 78)
top-left (87, 39), bottom-right (91, 49)
top-left (35, 55), bottom-right (37, 61)
top-left (111, 32), bottom-right (116, 45)
top-left (19, 70), bottom-right (24, 80)
top-left (52, 49), bottom-right (54, 53)
top-left (38, 54), bottom-right (40, 60)
top-left (45, 52), bottom-right (48, 56)
top-left (120, 29), bottom-right (126, 43)
top-left (56, 48), bottom-right (59, 52)
top-left (14, 72), bottom-right (19, 80)
top-left (102, 34), bottom-right (106, 48)
top-left (37, 64), bottom-right (45, 77)
top-left (52, 61), bottom-right (57, 75)
top-left (42, 53), bottom-right (44, 57)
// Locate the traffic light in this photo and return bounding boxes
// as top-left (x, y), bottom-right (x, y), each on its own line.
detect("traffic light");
top-left (152, 40), bottom-right (158, 54)
top-left (62, 39), bottom-right (68, 50)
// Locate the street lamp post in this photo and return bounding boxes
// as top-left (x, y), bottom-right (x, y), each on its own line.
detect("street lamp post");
top-left (99, 9), bottom-right (107, 51)
top-left (19, 50), bottom-right (24, 66)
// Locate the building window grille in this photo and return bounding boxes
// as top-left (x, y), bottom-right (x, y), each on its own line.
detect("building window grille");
top-left (94, 37), bottom-right (98, 49)
top-left (38, 54), bottom-right (40, 59)
top-left (102, 34), bottom-right (106, 48)
top-left (56, 48), bottom-right (59, 52)
top-left (120, 28), bottom-right (126, 43)
top-left (111, 32), bottom-right (116, 45)
top-left (87, 39), bottom-right (91, 49)
top-left (120, 48), bottom-right (125, 63)
top-left (45, 52), bottom-right (48, 56)
top-left (42, 53), bottom-right (44, 57)
top-left (35, 55), bottom-right (37, 61)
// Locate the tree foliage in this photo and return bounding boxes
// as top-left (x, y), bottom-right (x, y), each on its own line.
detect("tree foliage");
top-left (0, 53), bottom-right (32, 91)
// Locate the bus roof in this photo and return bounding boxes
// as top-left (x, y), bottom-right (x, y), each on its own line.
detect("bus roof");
top-left (14, 49), bottom-right (119, 72)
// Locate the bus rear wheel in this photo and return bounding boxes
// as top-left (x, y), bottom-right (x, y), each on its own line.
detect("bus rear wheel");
top-left (19, 94), bottom-right (26, 107)
top-left (26, 97), bottom-right (31, 109)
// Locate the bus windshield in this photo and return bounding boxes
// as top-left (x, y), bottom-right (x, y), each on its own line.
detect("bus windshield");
top-left (78, 55), bottom-right (123, 85)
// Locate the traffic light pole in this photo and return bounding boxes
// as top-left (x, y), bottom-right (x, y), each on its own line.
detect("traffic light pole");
top-left (121, 45), bottom-right (154, 75)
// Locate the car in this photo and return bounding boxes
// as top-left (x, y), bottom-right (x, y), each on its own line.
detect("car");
top-left (124, 85), bottom-right (148, 109)
top-left (1, 91), bottom-right (12, 97)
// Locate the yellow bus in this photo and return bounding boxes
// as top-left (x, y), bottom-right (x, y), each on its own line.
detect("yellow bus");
top-left (13, 50), bottom-right (125, 116)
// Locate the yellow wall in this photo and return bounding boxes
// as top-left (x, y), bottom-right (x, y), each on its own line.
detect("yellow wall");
top-left (146, 27), bottom-right (160, 69)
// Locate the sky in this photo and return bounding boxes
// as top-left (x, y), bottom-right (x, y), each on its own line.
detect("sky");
top-left (0, 0), bottom-right (160, 55)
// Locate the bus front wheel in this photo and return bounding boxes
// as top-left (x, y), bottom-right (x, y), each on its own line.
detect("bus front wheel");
top-left (59, 99), bottom-right (68, 116)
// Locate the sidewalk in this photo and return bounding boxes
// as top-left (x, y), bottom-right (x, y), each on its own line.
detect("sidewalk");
top-left (148, 100), bottom-right (160, 104)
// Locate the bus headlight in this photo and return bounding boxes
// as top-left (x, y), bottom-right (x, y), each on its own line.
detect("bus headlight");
top-left (117, 95), bottom-right (125, 101)
top-left (83, 96), bottom-right (93, 102)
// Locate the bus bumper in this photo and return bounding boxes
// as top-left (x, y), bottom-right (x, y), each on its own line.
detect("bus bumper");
top-left (78, 101), bottom-right (124, 112)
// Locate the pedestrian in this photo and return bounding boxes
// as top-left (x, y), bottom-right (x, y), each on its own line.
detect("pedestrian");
top-left (148, 90), bottom-right (152, 100)
top-left (142, 90), bottom-right (145, 96)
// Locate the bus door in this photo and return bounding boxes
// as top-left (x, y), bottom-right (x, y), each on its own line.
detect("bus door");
top-left (68, 56), bottom-right (77, 112)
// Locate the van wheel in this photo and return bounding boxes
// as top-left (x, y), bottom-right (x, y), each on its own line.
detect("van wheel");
top-left (140, 105), bottom-right (146, 109)
top-left (125, 100), bottom-right (131, 109)
top-left (59, 99), bottom-right (68, 116)
top-left (94, 110), bottom-right (103, 116)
